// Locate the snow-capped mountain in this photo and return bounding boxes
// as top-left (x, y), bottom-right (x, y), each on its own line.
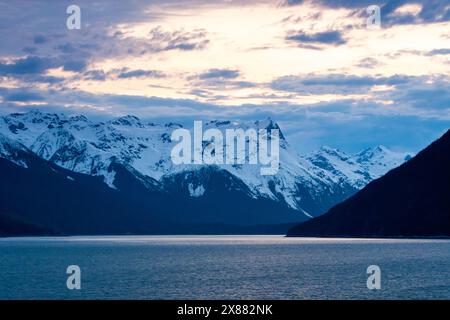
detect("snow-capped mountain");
top-left (353, 145), bottom-right (412, 179)
top-left (0, 110), bottom-right (412, 219)
top-left (306, 146), bottom-right (412, 190)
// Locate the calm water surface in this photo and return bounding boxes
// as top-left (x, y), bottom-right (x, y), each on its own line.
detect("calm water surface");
top-left (0, 235), bottom-right (449, 299)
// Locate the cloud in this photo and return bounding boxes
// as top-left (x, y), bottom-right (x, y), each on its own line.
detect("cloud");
top-left (271, 74), bottom-right (414, 94)
top-left (269, 73), bottom-right (450, 114)
top-left (0, 54), bottom-right (87, 87)
top-left (322, 0), bottom-right (450, 26)
top-left (427, 48), bottom-right (450, 56)
top-left (81, 68), bottom-right (166, 81)
top-left (413, 0), bottom-right (450, 23)
top-left (56, 43), bottom-right (78, 54)
top-left (32, 75), bottom-right (65, 84)
top-left (148, 26), bottom-right (210, 51)
top-left (286, 30), bottom-right (346, 46)
top-left (390, 79), bottom-right (450, 110)
top-left (83, 70), bottom-right (108, 81)
top-left (192, 79), bottom-right (256, 93)
top-left (280, 0), bottom-right (449, 28)
top-left (63, 60), bottom-right (87, 72)
top-left (0, 86), bottom-right (220, 114)
top-left (33, 35), bottom-right (47, 45)
top-left (198, 69), bottom-right (240, 79)
top-left (22, 47), bottom-right (38, 54)
top-left (188, 68), bottom-right (255, 92)
top-left (0, 56), bottom-right (54, 75)
top-left (281, 0), bottom-right (304, 5)
top-left (4, 91), bottom-right (45, 102)
top-left (0, 1), bottom-right (211, 76)
top-left (0, 55), bottom-right (88, 76)
top-left (357, 57), bottom-right (383, 68)
top-left (0, 1), bottom-right (161, 56)
top-left (117, 69), bottom-right (165, 79)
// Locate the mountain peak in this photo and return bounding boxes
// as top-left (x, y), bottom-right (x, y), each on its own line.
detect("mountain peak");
top-left (165, 122), bottom-right (183, 128)
top-left (254, 118), bottom-right (286, 141)
top-left (373, 145), bottom-right (388, 152)
top-left (358, 145), bottom-right (390, 156)
top-left (69, 115), bottom-right (89, 123)
top-left (354, 145), bottom-right (412, 163)
top-left (316, 146), bottom-right (350, 160)
top-left (110, 115), bottom-right (144, 128)
top-left (254, 117), bottom-right (275, 128)
top-left (205, 120), bottom-right (232, 127)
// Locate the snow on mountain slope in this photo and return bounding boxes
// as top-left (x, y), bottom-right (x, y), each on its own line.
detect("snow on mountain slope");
top-left (0, 110), bottom-right (412, 217)
top-left (0, 133), bottom-right (30, 169)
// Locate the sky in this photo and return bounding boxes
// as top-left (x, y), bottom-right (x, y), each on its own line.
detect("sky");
top-left (0, 0), bottom-right (449, 153)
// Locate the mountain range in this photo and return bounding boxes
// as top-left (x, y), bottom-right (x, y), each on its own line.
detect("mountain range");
top-left (0, 110), bottom-right (412, 235)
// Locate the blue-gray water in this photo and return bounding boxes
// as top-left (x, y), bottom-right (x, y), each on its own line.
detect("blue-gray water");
top-left (1, 235), bottom-right (450, 300)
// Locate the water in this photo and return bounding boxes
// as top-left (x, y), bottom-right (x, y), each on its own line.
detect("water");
top-left (0, 235), bottom-right (449, 300)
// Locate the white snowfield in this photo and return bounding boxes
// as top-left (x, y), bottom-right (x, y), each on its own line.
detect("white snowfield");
top-left (0, 110), bottom-right (412, 217)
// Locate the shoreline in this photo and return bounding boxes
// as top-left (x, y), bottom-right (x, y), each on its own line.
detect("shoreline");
top-left (1, 234), bottom-right (450, 240)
